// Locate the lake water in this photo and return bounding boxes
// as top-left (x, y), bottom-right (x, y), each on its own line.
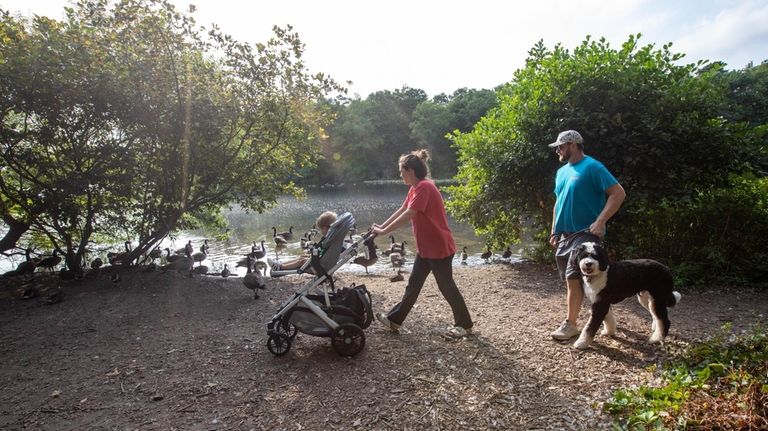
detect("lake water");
top-left (1, 183), bottom-right (524, 276)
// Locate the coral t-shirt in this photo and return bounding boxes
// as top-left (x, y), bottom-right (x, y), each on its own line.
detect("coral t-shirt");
top-left (405, 179), bottom-right (456, 259)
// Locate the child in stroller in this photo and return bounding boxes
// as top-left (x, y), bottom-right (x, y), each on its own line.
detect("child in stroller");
top-left (266, 212), bottom-right (375, 357)
top-left (268, 211), bottom-right (336, 274)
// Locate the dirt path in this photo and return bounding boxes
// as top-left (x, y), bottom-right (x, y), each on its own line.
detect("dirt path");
top-left (0, 262), bottom-right (765, 430)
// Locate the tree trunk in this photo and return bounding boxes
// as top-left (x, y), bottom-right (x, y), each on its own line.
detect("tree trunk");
top-left (0, 214), bottom-right (30, 253)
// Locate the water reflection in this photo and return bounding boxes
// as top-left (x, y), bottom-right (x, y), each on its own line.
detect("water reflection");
top-left (0, 184), bottom-right (524, 275)
top-left (186, 183), bottom-right (522, 277)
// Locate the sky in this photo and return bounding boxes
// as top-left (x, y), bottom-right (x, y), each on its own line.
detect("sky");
top-left (2, 0), bottom-right (767, 98)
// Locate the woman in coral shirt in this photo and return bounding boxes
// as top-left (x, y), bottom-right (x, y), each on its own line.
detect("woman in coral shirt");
top-left (371, 149), bottom-right (473, 338)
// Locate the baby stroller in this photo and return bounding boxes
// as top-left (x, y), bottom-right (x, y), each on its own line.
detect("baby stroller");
top-left (266, 212), bottom-right (375, 357)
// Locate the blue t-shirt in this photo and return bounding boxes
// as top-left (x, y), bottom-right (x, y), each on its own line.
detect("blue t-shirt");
top-left (553, 155), bottom-right (618, 234)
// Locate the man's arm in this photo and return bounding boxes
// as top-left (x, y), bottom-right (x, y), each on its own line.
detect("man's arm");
top-left (590, 183), bottom-right (626, 237)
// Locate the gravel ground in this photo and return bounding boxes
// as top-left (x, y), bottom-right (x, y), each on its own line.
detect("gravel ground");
top-left (0, 260), bottom-right (765, 430)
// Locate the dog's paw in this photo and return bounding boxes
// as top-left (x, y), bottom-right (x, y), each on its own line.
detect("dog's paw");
top-left (600, 328), bottom-right (616, 337)
top-left (573, 338), bottom-right (591, 350)
top-left (648, 333), bottom-right (664, 343)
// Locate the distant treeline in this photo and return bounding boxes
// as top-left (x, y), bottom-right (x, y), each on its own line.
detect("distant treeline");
top-left (297, 87), bottom-right (498, 186)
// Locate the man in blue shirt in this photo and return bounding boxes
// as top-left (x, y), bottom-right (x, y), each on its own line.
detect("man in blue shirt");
top-left (548, 130), bottom-right (626, 341)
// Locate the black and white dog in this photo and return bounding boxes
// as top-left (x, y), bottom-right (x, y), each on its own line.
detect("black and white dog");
top-left (571, 242), bottom-right (682, 350)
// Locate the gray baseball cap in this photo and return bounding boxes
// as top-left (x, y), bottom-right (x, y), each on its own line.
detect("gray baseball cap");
top-left (548, 130), bottom-right (584, 147)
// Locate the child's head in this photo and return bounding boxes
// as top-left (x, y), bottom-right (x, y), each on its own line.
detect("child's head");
top-left (316, 211), bottom-right (337, 235)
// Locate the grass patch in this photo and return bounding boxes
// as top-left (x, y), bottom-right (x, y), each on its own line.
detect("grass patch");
top-left (605, 323), bottom-right (768, 430)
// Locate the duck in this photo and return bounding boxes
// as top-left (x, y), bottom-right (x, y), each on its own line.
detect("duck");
top-left (272, 227), bottom-right (288, 246)
top-left (461, 247), bottom-right (468, 265)
top-left (353, 239), bottom-right (378, 274)
top-left (242, 256), bottom-right (266, 299)
top-left (37, 250), bottom-right (62, 272)
top-left (480, 247), bottom-right (492, 263)
top-left (389, 270), bottom-right (404, 282)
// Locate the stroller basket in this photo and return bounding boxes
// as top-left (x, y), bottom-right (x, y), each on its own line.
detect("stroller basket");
top-left (287, 284), bottom-right (373, 336)
top-left (266, 213), bottom-right (376, 357)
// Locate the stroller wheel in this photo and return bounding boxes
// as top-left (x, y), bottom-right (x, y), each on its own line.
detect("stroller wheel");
top-left (278, 319), bottom-right (298, 339)
top-left (267, 333), bottom-right (291, 356)
top-left (331, 323), bottom-right (365, 357)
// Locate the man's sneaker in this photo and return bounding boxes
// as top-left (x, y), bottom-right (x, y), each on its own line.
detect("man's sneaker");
top-left (551, 320), bottom-right (580, 340)
top-left (446, 326), bottom-right (472, 339)
top-left (376, 313), bottom-right (400, 333)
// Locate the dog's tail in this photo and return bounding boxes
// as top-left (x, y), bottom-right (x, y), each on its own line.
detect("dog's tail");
top-left (668, 291), bottom-right (682, 308)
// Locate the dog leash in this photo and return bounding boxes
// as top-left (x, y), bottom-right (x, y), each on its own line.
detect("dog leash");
top-left (552, 228), bottom-right (592, 245)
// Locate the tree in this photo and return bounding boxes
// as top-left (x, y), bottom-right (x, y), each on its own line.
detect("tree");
top-left (410, 88), bottom-right (497, 177)
top-left (448, 35), bottom-right (767, 284)
top-left (0, 0), bottom-right (341, 270)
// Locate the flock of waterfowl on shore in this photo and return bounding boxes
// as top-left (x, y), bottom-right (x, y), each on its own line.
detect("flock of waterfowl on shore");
top-left (2, 223), bottom-right (518, 303)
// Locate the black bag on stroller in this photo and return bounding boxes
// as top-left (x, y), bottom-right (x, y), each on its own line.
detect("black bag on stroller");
top-left (286, 284), bottom-right (373, 337)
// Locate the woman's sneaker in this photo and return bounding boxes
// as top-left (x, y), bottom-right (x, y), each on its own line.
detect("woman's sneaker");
top-left (446, 326), bottom-right (472, 339)
top-left (551, 320), bottom-right (580, 340)
top-left (376, 313), bottom-right (400, 333)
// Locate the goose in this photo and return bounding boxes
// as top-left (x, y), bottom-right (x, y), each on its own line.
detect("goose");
top-left (90, 257), bottom-right (103, 270)
top-left (383, 235), bottom-right (397, 256)
top-left (390, 252), bottom-right (405, 269)
top-left (40, 287), bottom-right (64, 305)
top-left (184, 240), bottom-right (194, 258)
top-left (14, 248), bottom-right (36, 279)
top-left (277, 226), bottom-right (294, 241)
top-left (300, 232), bottom-right (314, 250)
top-left (480, 247), bottom-right (492, 263)
top-left (192, 265), bottom-right (209, 275)
top-left (160, 256), bottom-right (193, 273)
top-left (220, 263), bottom-right (231, 279)
top-left (502, 246), bottom-right (512, 260)
top-left (461, 247), bottom-right (468, 265)
top-left (192, 241), bottom-right (208, 266)
top-left (253, 260), bottom-right (268, 274)
top-left (272, 227), bottom-right (288, 246)
top-left (353, 239), bottom-right (378, 274)
top-left (107, 241), bottom-right (132, 266)
top-left (58, 265), bottom-right (76, 281)
top-left (164, 248), bottom-right (186, 263)
top-left (242, 256), bottom-right (266, 299)
top-left (389, 270), bottom-right (404, 283)
top-left (37, 250), bottom-right (62, 272)
top-left (149, 247), bottom-right (163, 262)
top-left (251, 240), bottom-right (267, 260)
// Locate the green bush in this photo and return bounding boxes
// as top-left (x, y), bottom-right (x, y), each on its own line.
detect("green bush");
top-left (605, 323), bottom-right (768, 430)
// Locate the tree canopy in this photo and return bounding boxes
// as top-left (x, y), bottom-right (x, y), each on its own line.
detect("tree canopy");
top-left (0, 0), bottom-right (342, 270)
top-left (448, 35), bottom-right (767, 284)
